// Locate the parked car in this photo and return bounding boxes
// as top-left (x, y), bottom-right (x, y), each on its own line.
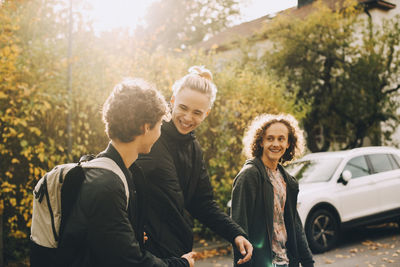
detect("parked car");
top-left (285, 146), bottom-right (400, 253)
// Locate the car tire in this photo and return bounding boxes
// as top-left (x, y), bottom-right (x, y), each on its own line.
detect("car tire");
top-left (305, 209), bottom-right (339, 253)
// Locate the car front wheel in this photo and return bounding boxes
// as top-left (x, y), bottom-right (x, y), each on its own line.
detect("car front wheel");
top-left (305, 209), bottom-right (339, 253)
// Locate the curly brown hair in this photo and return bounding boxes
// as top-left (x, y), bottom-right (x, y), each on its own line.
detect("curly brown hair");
top-left (243, 114), bottom-right (305, 163)
top-left (102, 78), bottom-right (169, 143)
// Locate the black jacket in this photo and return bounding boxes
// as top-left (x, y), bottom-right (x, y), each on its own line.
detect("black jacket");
top-left (231, 157), bottom-right (314, 267)
top-left (59, 143), bottom-right (188, 267)
top-left (134, 121), bottom-right (246, 258)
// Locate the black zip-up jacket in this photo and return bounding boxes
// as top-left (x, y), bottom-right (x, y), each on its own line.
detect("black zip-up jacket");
top-left (231, 157), bottom-right (314, 267)
top-left (134, 121), bottom-right (246, 258)
top-left (59, 143), bottom-right (189, 267)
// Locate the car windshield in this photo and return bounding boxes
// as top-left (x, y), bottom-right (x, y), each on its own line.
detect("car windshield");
top-left (286, 158), bottom-right (343, 183)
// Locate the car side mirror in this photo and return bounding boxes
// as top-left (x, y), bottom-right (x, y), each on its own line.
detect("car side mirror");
top-left (338, 170), bottom-right (352, 185)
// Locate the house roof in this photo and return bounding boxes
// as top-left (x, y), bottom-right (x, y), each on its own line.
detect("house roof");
top-left (363, 0), bottom-right (396, 10)
top-left (194, 14), bottom-right (274, 51)
top-left (194, 0), bottom-right (396, 52)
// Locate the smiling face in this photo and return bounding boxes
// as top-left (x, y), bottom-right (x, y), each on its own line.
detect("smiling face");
top-left (261, 122), bottom-right (290, 169)
top-left (171, 88), bottom-right (211, 135)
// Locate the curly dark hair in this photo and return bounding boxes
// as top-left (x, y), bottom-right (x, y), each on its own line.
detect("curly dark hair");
top-left (243, 114), bottom-right (305, 163)
top-left (102, 78), bottom-right (169, 143)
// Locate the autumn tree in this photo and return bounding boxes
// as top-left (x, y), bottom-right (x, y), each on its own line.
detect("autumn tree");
top-left (0, 0), bottom-right (114, 262)
top-left (263, 0), bottom-right (400, 151)
top-left (135, 0), bottom-right (241, 50)
top-left (0, 0), bottom-right (298, 262)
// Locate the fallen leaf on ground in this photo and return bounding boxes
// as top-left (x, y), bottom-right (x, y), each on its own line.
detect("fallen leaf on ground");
top-left (324, 259), bottom-right (335, 264)
top-left (194, 246), bottom-right (232, 260)
top-left (349, 248), bottom-right (358, 253)
top-left (382, 258), bottom-right (395, 263)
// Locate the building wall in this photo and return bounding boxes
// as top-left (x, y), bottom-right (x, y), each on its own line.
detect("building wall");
top-left (368, 1), bottom-right (400, 147)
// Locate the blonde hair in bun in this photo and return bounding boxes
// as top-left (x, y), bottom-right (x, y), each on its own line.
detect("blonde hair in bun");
top-left (188, 65), bottom-right (213, 81)
top-left (172, 65), bottom-right (217, 108)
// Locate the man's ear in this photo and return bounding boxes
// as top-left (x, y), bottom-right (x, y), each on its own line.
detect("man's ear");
top-left (141, 123), bottom-right (150, 135)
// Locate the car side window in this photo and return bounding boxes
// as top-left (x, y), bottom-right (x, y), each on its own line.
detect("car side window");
top-left (344, 156), bottom-right (370, 178)
top-left (390, 154), bottom-right (400, 169)
top-left (368, 154), bottom-right (396, 173)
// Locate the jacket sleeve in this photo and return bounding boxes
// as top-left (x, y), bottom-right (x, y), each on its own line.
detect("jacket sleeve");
top-left (230, 166), bottom-right (259, 235)
top-left (83, 171), bottom-right (189, 267)
top-left (231, 166), bottom-right (260, 267)
top-left (294, 210), bottom-right (314, 267)
top-left (187, 158), bottom-right (247, 243)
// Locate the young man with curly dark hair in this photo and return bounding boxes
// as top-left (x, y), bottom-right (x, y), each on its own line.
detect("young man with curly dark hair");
top-left (58, 79), bottom-right (195, 267)
top-left (231, 114), bottom-right (314, 267)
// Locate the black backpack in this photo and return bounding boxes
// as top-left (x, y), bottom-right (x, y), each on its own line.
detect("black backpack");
top-left (30, 156), bottom-right (128, 267)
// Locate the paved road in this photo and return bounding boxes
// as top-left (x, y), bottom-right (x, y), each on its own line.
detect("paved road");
top-left (196, 223), bottom-right (400, 267)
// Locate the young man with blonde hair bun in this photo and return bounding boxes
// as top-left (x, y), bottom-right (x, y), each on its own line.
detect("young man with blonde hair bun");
top-left (135, 66), bottom-right (253, 265)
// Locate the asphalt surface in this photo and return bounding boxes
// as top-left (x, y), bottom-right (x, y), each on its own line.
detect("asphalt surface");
top-left (195, 223), bottom-right (400, 267)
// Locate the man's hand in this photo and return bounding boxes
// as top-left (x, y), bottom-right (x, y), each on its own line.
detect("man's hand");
top-left (181, 251), bottom-right (197, 267)
top-left (234, 235), bottom-right (253, 265)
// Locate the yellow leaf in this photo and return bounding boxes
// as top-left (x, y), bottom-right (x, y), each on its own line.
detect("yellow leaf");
top-left (11, 44), bottom-right (19, 53)
top-left (42, 101), bottom-right (51, 110)
top-left (19, 119), bottom-right (28, 127)
top-left (11, 158), bottom-right (20, 164)
top-left (38, 153), bottom-right (45, 162)
top-left (10, 198), bottom-right (16, 207)
top-left (0, 91), bottom-right (7, 99)
top-left (30, 127), bottom-right (41, 136)
top-left (34, 167), bottom-right (41, 177)
top-left (2, 46), bottom-right (10, 56)
top-left (26, 218), bottom-right (32, 228)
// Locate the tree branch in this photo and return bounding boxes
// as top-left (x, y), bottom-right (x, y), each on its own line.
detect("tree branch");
top-left (384, 84), bottom-right (400, 95)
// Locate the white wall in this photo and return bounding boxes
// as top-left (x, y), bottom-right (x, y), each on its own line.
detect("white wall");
top-left (370, 1), bottom-right (400, 147)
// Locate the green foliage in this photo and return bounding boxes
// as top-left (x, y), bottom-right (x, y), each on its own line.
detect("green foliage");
top-left (263, 0), bottom-right (400, 151)
top-left (0, 0), bottom-right (296, 263)
top-left (136, 0), bottom-right (241, 50)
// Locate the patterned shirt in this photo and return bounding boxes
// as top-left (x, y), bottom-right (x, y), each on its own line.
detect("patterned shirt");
top-left (266, 167), bottom-right (290, 265)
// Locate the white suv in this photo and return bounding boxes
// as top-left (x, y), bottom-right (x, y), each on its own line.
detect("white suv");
top-left (286, 146), bottom-right (400, 253)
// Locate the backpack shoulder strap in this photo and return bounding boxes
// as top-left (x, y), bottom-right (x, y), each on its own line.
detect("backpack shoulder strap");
top-left (81, 157), bottom-right (129, 210)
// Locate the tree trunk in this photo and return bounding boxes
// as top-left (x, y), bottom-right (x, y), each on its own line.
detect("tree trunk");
top-left (305, 121), bottom-right (330, 152)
